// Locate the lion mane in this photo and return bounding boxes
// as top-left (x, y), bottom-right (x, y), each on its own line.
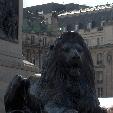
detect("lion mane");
top-left (37, 32), bottom-right (103, 113)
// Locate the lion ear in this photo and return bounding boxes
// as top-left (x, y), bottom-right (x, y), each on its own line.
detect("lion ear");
top-left (49, 45), bottom-right (54, 50)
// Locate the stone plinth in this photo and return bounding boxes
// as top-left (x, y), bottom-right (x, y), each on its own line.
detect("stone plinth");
top-left (0, 0), bottom-right (37, 112)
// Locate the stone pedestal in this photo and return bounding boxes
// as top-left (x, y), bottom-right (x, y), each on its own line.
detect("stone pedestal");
top-left (0, 0), bottom-right (37, 112)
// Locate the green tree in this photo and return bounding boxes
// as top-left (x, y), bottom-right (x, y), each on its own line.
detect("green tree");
top-left (40, 21), bottom-right (47, 32)
top-left (32, 21), bottom-right (41, 32)
top-left (22, 19), bottom-right (32, 32)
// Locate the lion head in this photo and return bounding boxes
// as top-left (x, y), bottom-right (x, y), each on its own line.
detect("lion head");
top-left (41, 32), bottom-right (95, 87)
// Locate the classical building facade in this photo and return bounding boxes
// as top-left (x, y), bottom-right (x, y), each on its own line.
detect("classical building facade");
top-left (79, 21), bottom-right (113, 97)
top-left (22, 32), bottom-right (57, 72)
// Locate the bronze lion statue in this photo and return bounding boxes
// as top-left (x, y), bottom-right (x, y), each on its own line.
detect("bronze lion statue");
top-left (4, 32), bottom-right (107, 113)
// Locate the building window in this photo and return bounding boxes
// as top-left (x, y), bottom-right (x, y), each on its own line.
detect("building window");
top-left (96, 71), bottom-right (103, 83)
top-left (97, 37), bottom-right (103, 45)
top-left (97, 27), bottom-right (103, 31)
top-left (38, 38), bottom-right (42, 46)
top-left (97, 88), bottom-right (103, 97)
top-left (101, 37), bottom-right (103, 45)
top-left (107, 54), bottom-right (112, 64)
top-left (43, 37), bottom-right (47, 46)
top-left (97, 38), bottom-right (100, 45)
top-left (97, 53), bottom-right (103, 65)
top-left (31, 35), bottom-right (35, 44)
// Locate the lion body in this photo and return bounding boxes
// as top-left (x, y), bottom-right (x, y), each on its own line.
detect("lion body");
top-left (28, 32), bottom-right (101, 113)
top-left (4, 32), bottom-right (107, 113)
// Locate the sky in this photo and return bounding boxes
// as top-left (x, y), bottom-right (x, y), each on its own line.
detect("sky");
top-left (23, 0), bottom-right (113, 8)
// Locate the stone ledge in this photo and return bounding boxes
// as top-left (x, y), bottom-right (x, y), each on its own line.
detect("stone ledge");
top-left (0, 58), bottom-right (38, 73)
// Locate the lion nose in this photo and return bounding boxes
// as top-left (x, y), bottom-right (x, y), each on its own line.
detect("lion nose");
top-left (72, 50), bottom-right (80, 60)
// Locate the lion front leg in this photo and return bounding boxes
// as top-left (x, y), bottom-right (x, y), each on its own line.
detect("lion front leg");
top-left (4, 75), bottom-right (30, 113)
